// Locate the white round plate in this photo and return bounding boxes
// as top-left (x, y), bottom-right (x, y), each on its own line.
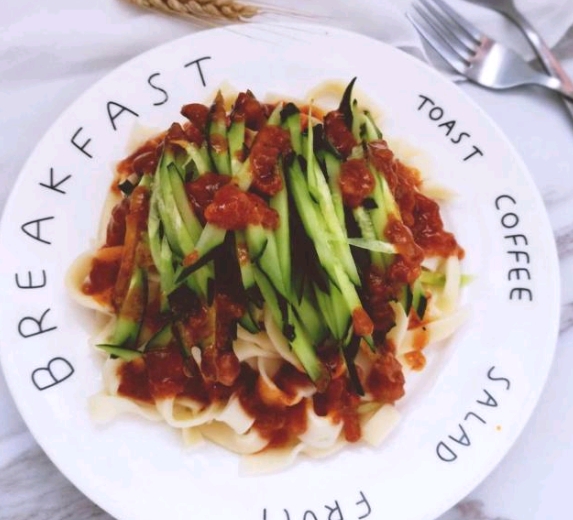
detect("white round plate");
top-left (0, 23), bottom-right (560, 520)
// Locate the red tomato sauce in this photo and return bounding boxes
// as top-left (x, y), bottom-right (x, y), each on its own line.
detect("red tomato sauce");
top-left (368, 140), bottom-right (463, 258)
top-left (204, 184), bottom-right (279, 230)
top-left (185, 172), bottom-right (231, 223)
top-left (249, 125), bottom-right (291, 196)
top-left (81, 254), bottom-right (121, 305)
top-left (313, 376), bottom-right (362, 442)
top-left (324, 110), bottom-right (357, 158)
top-left (339, 158), bottom-right (375, 208)
top-left (231, 91), bottom-right (269, 130)
top-left (116, 135), bottom-right (164, 179)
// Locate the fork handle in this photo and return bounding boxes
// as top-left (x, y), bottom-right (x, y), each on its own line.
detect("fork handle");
top-left (539, 76), bottom-right (573, 104)
top-left (497, 1), bottom-right (573, 120)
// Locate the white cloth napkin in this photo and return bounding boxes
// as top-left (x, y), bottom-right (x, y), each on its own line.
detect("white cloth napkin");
top-left (0, 0), bottom-right (573, 203)
top-left (2, 0), bottom-right (573, 84)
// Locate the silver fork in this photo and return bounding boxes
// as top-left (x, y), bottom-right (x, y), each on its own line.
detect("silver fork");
top-left (460, 0), bottom-right (573, 120)
top-left (407, 0), bottom-right (573, 102)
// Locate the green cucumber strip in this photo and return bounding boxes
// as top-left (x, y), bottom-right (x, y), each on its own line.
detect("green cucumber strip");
top-left (234, 157), bottom-right (252, 191)
top-left (228, 119), bottom-right (246, 175)
top-left (399, 284), bottom-right (414, 318)
top-left (351, 99), bottom-right (363, 142)
top-left (238, 313), bottom-right (259, 334)
top-left (148, 178), bottom-right (162, 269)
top-left (336, 78), bottom-right (362, 143)
top-left (235, 230), bottom-right (256, 290)
top-left (156, 190), bottom-right (183, 258)
top-left (175, 223), bottom-right (225, 283)
top-left (112, 267), bottom-right (147, 348)
top-left (189, 222), bottom-right (226, 262)
top-left (330, 260), bottom-right (367, 326)
top-left (290, 153), bottom-right (368, 343)
top-left (269, 162), bottom-right (291, 297)
top-left (253, 266), bottom-right (283, 330)
top-left (167, 162), bottom-right (213, 299)
top-left (138, 174), bottom-right (152, 189)
top-left (367, 168), bottom-right (391, 238)
top-left (172, 321), bottom-right (194, 360)
top-left (323, 152), bottom-right (346, 230)
top-left (410, 277), bottom-right (427, 319)
top-left (362, 334), bottom-right (375, 352)
top-left (97, 344), bottom-right (143, 361)
top-left (167, 163), bottom-right (202, 241)
top-left (159, 235), bottom-right (176, 296)
top-left (257, 227), bottom-right (287, 297)
top-left (288, 309), bottom-right (329, 390)
top-left (420, 270), bottom-right (474, 287)
top-left (338, 77), bottom-right (357, 130)
top-left (379, 169), bottom-right (400, 218)
top-left (292, 283), bottom-right (327, 344)
top-left (313, 284), bottom-right (336, 338)
top-left (184, 274), bottom-right (203, 299)
top-left (244, 224), bottom-right (268, 263)
top-left (343, 335), bottom-right (365, 396)
top-left (266, 102), bottom-right (283, 126)
top-left (344, 237), bottom-right (397, 254)
top-left (305, 127), bottom-right (360, 286)
top-left (180, 142), bottom-right (211, 176)
top-left (252, 267), bottom-right (290, 340)
top-left (363, 110), bottom-right (383, 140)
top-left (360, 140), bottom-right (400, 228)
top-left (156, 156), bottom-right (194, 256)
top-left (281, 103), bottom-right (302, 154)
top-left (143, 323), bottom-right (173, 352)
top-left (417, 293), bottom-right (428, 320)
top-left (330, 282), bottom-right (353, 342)
top-left (208, 92), bottom-right (231, 175)
top-left (287, 159), bottom-right (340, 290)
top-left (352, 205), bottom-right (385, 268)
top-left (305, 118), bottom-right (318, 196)
top-left (349, 110), bottom-right (400, 241)
top-left (254, 266), bottom-right (327, 387)
top-left (314, 281), bottom-right (350, 341)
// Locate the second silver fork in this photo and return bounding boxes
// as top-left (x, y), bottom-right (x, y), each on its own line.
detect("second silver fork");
top-left (407, 0), bottom-right (573, 103)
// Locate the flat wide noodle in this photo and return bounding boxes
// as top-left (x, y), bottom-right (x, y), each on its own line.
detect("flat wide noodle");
top-left (69, 82), bottom-right (468, 474)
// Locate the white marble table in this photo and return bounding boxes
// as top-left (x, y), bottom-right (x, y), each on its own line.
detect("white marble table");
top-left (1, 4), bottom-right (572, 520)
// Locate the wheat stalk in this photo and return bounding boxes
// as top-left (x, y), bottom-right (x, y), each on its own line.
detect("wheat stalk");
top-left (125, 0), bottom-right (261, 22)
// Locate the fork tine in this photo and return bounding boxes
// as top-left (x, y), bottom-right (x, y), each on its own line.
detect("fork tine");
top-left (406, 9), bottom-right (468, 74)
top-left (428, 0), bottom-right (483, 43)
top-left (416, 0), bottom-right (473, 61)
top-left (419, 0), bottom-right (475, 53)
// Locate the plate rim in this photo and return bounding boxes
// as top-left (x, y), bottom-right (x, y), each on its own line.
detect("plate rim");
top-left (0, 21), bottom-right (561, 520)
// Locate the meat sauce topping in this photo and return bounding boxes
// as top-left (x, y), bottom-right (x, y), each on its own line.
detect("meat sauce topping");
top-left (249, 126), bottom-right (291, 196)
top-left (81, 253), bottom-right (121, 302)
top-left (185, 172), bottom-right (231, 224)
top-left (116, 136), bottom-right (163, 179)
top-left (185, 173), bottom-right (279, 230)
top-left (82, 184), bottom-right (150, 308)
top-left (368, 139), bottom-right (463, 258)
top-left (324, 110), bottom-right (357, 158)
top-left (339, 158), bottom-right (375, 208)
top-left (232, 90), bottom-right (269, 131)
top-left (86, 91), bottom-right (462, 450)
top-left (180, 103), bottom-right (209, 146)
top-left (117, 342), bottom-right (405, 445)
top-left (204, 184), bottom-right (279, 230)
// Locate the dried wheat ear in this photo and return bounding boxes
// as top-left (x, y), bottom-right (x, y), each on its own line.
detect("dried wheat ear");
top-left (123, 0), bottom-right (292, 23)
